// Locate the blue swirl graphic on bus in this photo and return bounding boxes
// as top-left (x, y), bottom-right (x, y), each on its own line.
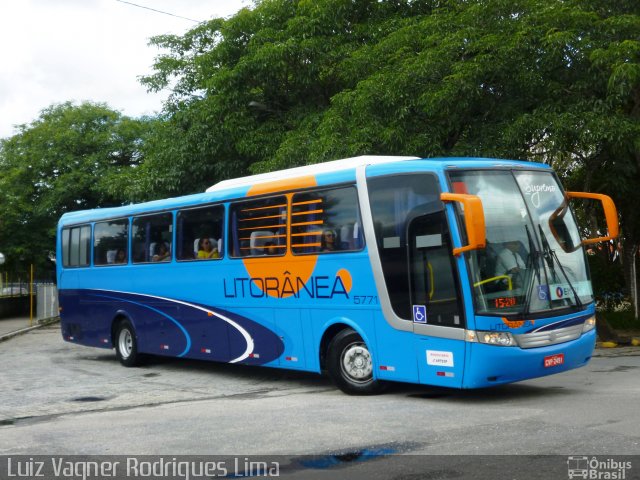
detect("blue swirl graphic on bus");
top-left (73, 289), bottom-right (284, 364)
top-left (90, 293), bottom-right (192, 357)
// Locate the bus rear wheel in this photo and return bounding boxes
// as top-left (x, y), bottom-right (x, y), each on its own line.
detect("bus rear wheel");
top-left (327, 329), bottom-right (383, 395)
top-left (115, 319), bottom-right (141, 367)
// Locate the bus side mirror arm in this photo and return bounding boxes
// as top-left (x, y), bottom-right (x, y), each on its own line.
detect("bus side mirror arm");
top-left (566, 192), bottom-right (619, 245)
top-left (440, 193), bottom-right (487, 257)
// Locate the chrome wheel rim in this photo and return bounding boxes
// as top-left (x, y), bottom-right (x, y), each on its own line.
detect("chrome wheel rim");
top-left (340, 342), bottom-right (373, 384)
top-left (118, 328), bottom-right (133, 359)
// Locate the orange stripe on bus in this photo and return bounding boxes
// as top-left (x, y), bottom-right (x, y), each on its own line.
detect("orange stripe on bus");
top-left (290, 231), bottom-right (322, 237)
top-left (291, 199), bottom-right (322, 206)
top-left (239, 214), bottom-right (285, 222)
top-left (238, 224), bottom-right (287, 231)
top-left (292, 243), bottom-right (321, 248)
top-left (241, 204), bottom-right (287, 213)
top-left (291, 209), bottom-right (324, 216)
top-left (291, 220), bottom-right (324, 227)
top-left (247, 176), bottom-right (317, 196)
top-left (239, 234), bottom-right (286, 241)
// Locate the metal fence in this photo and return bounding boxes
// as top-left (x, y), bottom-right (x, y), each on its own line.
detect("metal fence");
top-left (36, 283), bottom-right (59, 321)
top-left (0, 268), bottom-right (56, 298)
top-left (0, 280), bottom-right (30, 297)
top-left (0, 278), bottom-right (58, 321)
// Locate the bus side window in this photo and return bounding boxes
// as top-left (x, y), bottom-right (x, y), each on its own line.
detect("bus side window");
top-left (230, 196), bottom-right (287, 257)
top-left (176, 205), bottom-right (224, 261)
top-left (62, 224), bottom-right (91, 268)
top-left (291, 186), bottom-right (363, 255)
top-left (368, 173), bottom-right (442, 320)
top-left (94, 220), bottom-right (128, 266)
top-left (132, 213), bottom-right (173, 263)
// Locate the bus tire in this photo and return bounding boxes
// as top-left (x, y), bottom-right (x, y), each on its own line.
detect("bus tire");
top-left (115, 319), bottom-right (141, 367)
top-left (326, 328), bottom-right (383, 395)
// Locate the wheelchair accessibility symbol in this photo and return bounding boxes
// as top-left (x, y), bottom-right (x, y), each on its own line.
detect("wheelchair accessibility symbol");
top-left (537, 285), bottom-right (549, 301)
top-left (413, 305), bottom-right (427, 324)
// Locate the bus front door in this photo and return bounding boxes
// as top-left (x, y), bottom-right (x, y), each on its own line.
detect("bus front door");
top-left (408, 211), bottom-right (466, 386)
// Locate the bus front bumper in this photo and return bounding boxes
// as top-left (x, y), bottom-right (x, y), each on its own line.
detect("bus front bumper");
top-left (462, 329), bottom-right (596, 389)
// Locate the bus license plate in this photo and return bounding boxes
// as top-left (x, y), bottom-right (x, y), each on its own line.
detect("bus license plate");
top-left (544, 353), bottom-right (564, 368)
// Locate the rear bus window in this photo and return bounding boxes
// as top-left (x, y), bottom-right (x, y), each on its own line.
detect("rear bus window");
top-left (177, 205), bottom-right (224, 261)
top-left (94, 219), bottom-right (129, 266)
top-left (132, 213), bottom-right (173, 263)
top-left (230, 196), bottom-right (287, 257)
top-left (61, 224), bottom-right (91, 267)
top-left (291, 186), bottom-right (364, 255)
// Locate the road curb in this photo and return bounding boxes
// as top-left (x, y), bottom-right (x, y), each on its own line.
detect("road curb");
top-left (0, 317), bottom-right (59, 343)
top-left (593, 344), bottom-right (640, 357)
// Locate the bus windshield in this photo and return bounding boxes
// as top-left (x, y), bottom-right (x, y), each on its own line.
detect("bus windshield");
top-left (449, 170), bottom-right (593, 316)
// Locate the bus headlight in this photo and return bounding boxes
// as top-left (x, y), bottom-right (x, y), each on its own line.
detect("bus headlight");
top-left (477, 331), bottom-right (517, 347)
top-left (582, 316), bottom-right (596, 333)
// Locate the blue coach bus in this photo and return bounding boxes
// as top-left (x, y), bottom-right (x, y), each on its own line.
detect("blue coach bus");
top-left (56, 156), bottom-right (618, 394)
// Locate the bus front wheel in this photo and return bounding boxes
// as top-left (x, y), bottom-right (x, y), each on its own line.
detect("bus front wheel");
top-left (115, 319), bottom-right (141, 367)
top-left (327, 329), bottom-right (383, 395)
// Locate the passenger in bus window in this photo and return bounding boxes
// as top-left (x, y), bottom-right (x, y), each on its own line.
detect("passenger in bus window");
top-left (260, 241), bottom-right (272, 255)
top-left (152, 243), bottom-right (170, 262)
top-left (115, 249), bottom-right (127, 264)
top-left (197, 238), bottom-right (219, 259)
top-left (321, 229), bottom-right (338, 252)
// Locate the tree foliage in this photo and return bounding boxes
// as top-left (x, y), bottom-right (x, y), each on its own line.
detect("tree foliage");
top-left (137, 0), bottom-right (440, 196)
top-left (0, 102), bottom-right (149, 274)
top-left (140, 0), bottom-right (638, 182)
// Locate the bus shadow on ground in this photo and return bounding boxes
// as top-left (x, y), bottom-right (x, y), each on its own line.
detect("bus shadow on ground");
top-left (80, 351), bottom-right (575, 399)
top-left (389, 381), bottom-right (573, 402)
top-left (84, 351), bottom-right (333, 388)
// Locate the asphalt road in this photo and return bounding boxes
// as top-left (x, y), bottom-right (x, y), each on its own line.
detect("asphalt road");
top-left (0, 324), bottom-right (639, 478)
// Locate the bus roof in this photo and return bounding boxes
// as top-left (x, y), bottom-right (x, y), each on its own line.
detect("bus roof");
top-left (205, 155), bottom-right (420, 193)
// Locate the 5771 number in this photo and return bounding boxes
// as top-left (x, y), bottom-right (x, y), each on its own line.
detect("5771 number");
top-left (353, 296), bottom-right (378, 305)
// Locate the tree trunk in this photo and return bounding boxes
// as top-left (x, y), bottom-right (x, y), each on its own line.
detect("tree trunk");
top-left (622, 237), bottom-right (639, 320)
top-left (596, 311), bottom-right (621, 342)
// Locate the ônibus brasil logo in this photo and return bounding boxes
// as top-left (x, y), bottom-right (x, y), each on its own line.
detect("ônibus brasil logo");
top-left (567, 456), bottom-right (632, 479)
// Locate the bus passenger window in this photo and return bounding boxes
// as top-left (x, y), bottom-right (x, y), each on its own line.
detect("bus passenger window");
top-left (62, 224), bottom-right (91, 267)
top-left (94, 220), bottom-right (128, 266)
top-left (230, 196), bottom-right (287, 257)
top-left (291, 186), bottom-right (363, 255)
top-left (176, 205), bottom-right (224, 261)
top-left (132, 213), bottom-right (173, 263)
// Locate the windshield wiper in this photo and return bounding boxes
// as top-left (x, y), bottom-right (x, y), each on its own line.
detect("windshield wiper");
top-left (521, 224), bottom-right (545, 316)
top-left (537, 225), bottom-right (583, 308)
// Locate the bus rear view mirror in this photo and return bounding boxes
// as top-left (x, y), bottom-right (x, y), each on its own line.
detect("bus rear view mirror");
top-left (565, 192), bottom-right (619, 245)
top-left (548, 200), bottom-right (581, 253)
top-left (440, 193), bottom-right (486, 256)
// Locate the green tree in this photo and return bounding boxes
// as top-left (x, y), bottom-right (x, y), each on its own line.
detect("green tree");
top-left (138, 0), bottom-right (436, 196)
top-left (0, 102), bottom-right (150, 276)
